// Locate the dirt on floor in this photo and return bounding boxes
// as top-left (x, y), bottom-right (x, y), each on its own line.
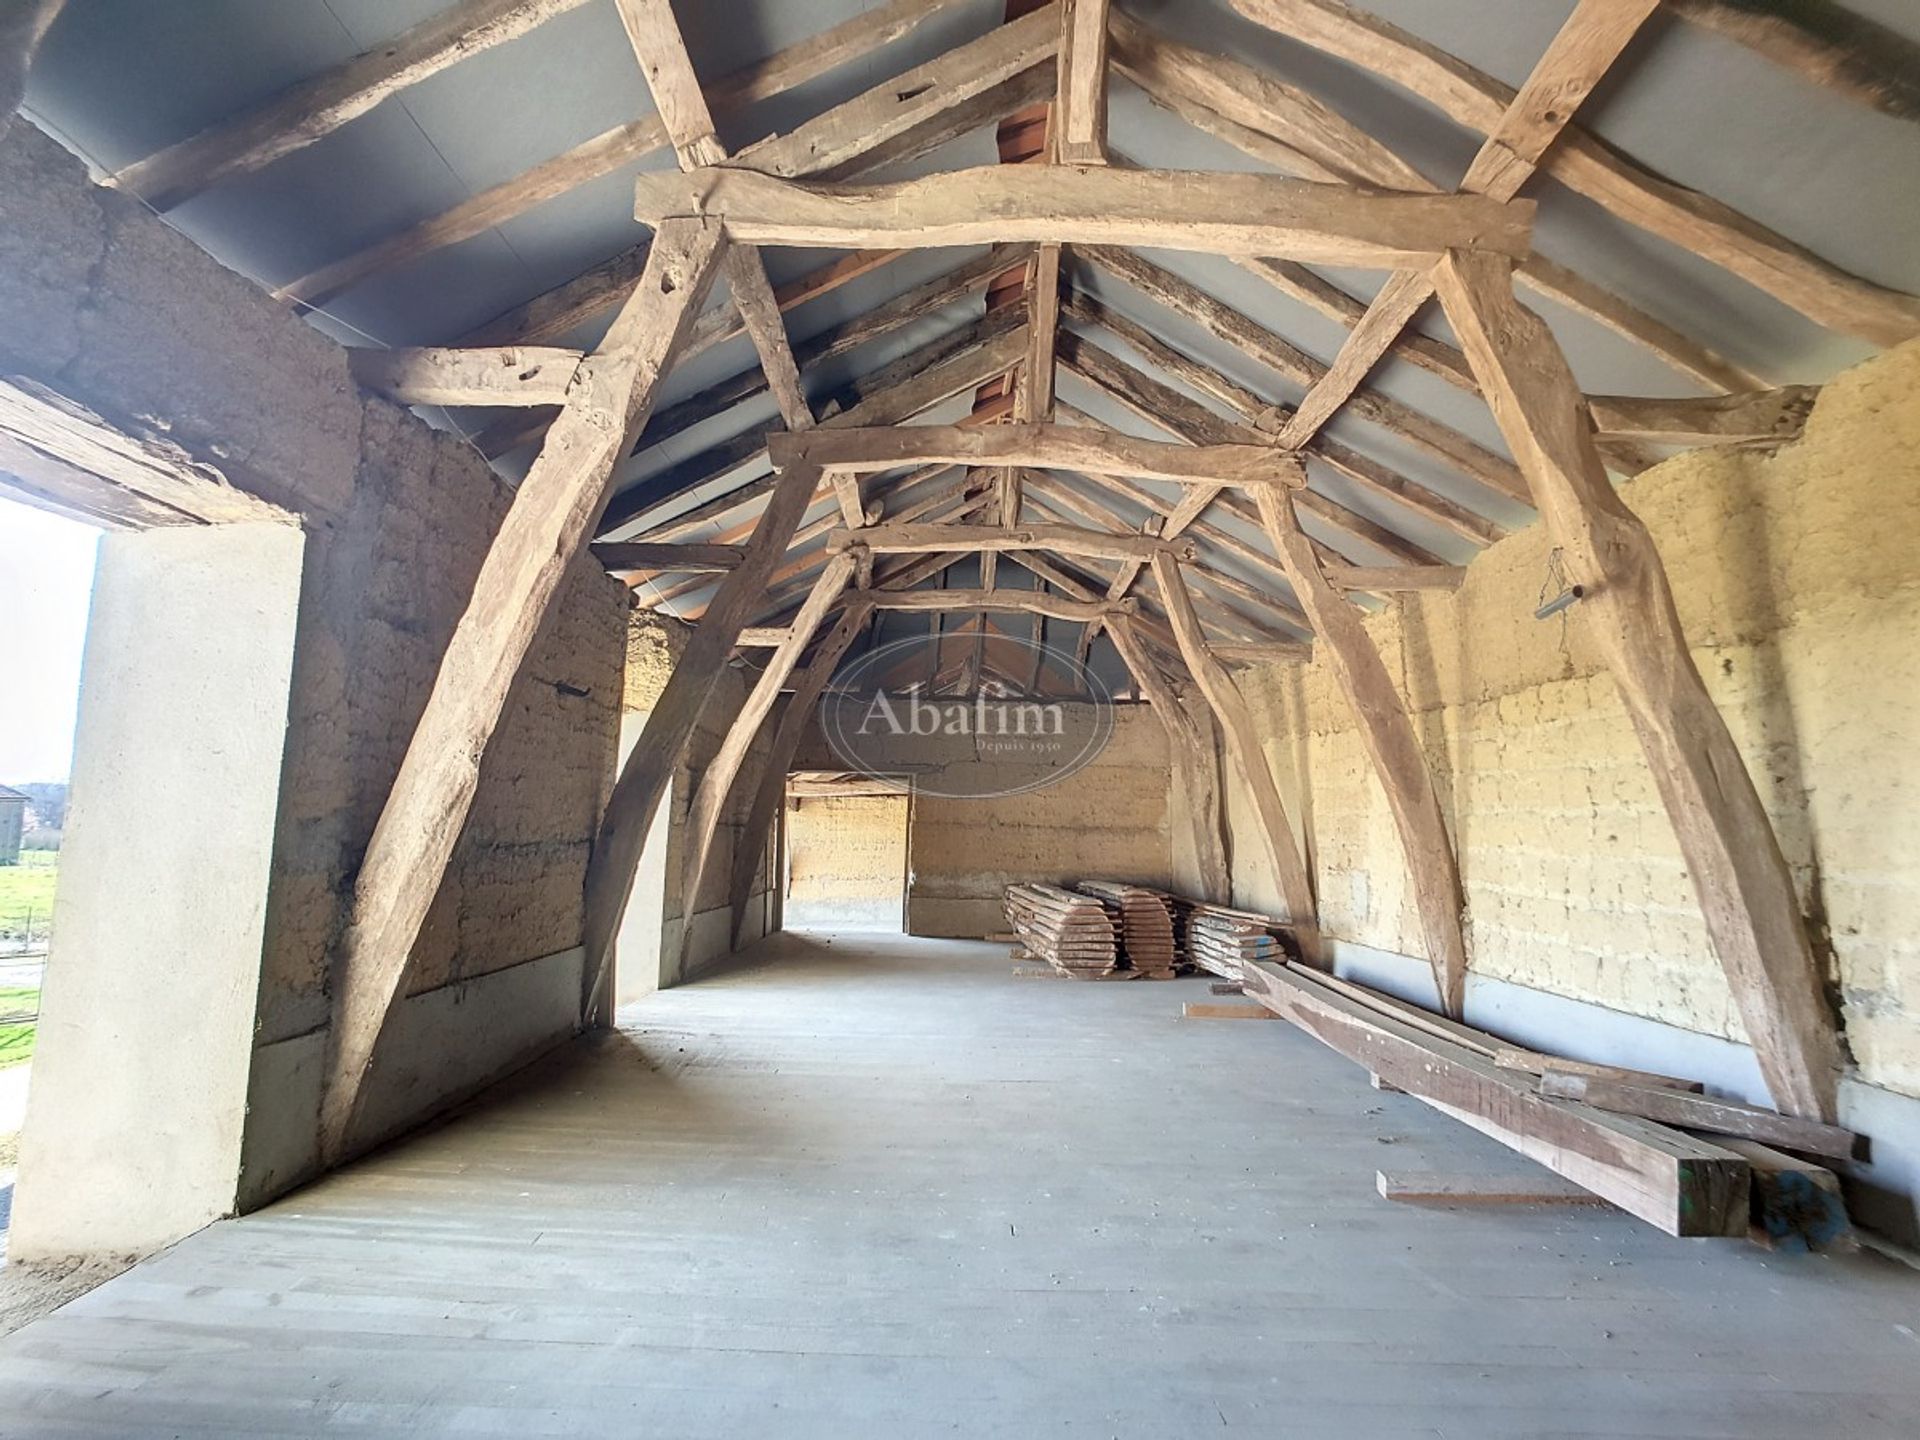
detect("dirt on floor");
top-left (0, 1251), bottom-right (134, 1339)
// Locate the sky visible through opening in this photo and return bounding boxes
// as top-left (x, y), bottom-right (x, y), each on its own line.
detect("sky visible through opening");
top-left (0, 497), bottom-right (99, 786)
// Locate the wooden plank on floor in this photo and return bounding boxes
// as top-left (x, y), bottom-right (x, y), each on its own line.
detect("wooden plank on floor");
top-left (1377, 1170), bottom-right (1614, 1206)
top-left (1182, 1001), bottom-right (1276, 1020)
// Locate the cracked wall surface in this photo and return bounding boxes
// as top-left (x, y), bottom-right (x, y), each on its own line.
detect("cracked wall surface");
top-left (1226, 340), bottom-right (1920, 1101)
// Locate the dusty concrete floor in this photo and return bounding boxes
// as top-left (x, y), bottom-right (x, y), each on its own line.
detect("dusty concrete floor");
top-left (0, 931), bottom-right (1915, 1436)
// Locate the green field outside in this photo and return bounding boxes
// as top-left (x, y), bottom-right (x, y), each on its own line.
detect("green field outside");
top-left (0, 849), bottom-right (57, 948)
top-left (0, 985), bottom-right (38, 1068)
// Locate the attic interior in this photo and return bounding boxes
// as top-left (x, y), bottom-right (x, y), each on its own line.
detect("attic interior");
top-left (2, 0), bottom-right (1919, 1429)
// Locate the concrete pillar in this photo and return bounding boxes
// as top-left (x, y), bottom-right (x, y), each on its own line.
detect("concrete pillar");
top-left (11, 522), bottom-right (304, 1261)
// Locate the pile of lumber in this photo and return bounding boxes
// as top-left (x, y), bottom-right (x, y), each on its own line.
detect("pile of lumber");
top-left (1231, 959), bottom-right (1861, 1248)
top-left (1184, 904), bottom-right (1291, 982)
top-left (1076, 881), bottom-right (1178, 980)
top-left (1003, 884), bottom-right (1122, 979)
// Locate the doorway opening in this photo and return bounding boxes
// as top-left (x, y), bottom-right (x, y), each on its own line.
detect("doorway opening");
top-left (782, 772), bottom-right (910, 934)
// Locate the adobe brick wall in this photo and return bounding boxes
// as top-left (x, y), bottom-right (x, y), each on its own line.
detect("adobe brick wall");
top-left (1225, 339), bottom-right (1920, 1100)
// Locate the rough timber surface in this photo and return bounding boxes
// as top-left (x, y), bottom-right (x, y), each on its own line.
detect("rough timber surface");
top-left (0, 933), bottom-right (1916, 1436)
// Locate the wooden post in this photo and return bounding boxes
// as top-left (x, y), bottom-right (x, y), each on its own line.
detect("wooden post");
top-left (578, 457), bottom-right (826, 1025)
top-left (673, 551), bottom-right (860, 979)
top-left (1149, 552), bottom-right (1318, 953)
top-left (1432, 248), bottom-right (1842, 1122)
top-left (1109, 615), bottom-right (1229, 903)
top-left (727, 598), bottom-right (875, 944)
top-left (1252, 487), bottom-right (1470, 1017)
top-left (318, 218), bottom-right (726, 1163)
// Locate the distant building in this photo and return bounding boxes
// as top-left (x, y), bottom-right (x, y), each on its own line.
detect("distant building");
top-left (0, 785), bottom-right (25, 866)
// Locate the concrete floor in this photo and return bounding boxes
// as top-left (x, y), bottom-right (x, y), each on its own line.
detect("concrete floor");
top-left (0, 931), bottom-right (1916, 1436)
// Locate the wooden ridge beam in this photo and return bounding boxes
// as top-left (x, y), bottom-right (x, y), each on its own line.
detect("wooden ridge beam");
top-left (1254, 487), bottom-right (1470, 1016)
top-left (318, 218), bottom-right (726, 1163)
top-left (826, 522), bottom-right (1196, 562)
top-left (1433, 247), bottom-right (1843, 1122)
top-left (634, 164), bottom-right (1535, 269)
top-left (1276, 0), bottom-right (1662, 452)
top-left (110, 0), bottom-right (595, 208)
top-left (1150, 552), bottom-right (1318, 948)
top-left (1229, 0), bottom-right (1920, 346)
top-left (1324, 564), bottom-right (1465, 592)
top-left (768, 421), bottom-right (1307, 489)
top-left (273, 0), bottom-right (976, 308)
top-left (347, 344), bottom-right (581, 409)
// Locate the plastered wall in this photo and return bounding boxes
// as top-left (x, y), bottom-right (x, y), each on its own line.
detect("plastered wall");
top-left (795, 702), bottom-right (1174, 937)
top-left (786, 794), bottom-right (909, 930)
top-left (0, 123), bottom-right (629, 1219)
top-left (1225, 340), bottom-right (1920, 1102)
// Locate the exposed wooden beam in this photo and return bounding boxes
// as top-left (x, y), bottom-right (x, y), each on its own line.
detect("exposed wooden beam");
top-left (826, 521), bottom-right (1196, 563)
top-left (1667, 0), bottom-right (1920, 123)
top-left (1149, 552), bottom-right (1318, 950)
top-left (1324, 564), bottom-right (1465, 592)
top-left (579, 460), bottom-right (825, 1022)
top-left (273, 0), bottom-right (973, 308)
top-left (615, 0), bottom-right (814, 431)
top-left (1276, 0), bottom-right (1662, 452)
top-left (865, 588), bottom-right (1132, 622)
top-left (1108, 615), bottom-right (1231, 904)
top-left (1537, 1072), bottom-right (1860, 1163)
top-left (606, 316), bottom-right (1027, 541)
top-left (1, 0), bottom-right (64, 129)
top-left (1229, 0), bottom-right (1920, 345)
top-left (591, 541), bottom-right (744, 573)
top-left (318, 218), bottom-right (726, 1163)
top-left (675, 550), bottom-right (859, 980)
top-left (726, 598), bottom-right (876, 944)
top-left (1240, 961), bottom-right (1749, 1237)
top-left (1432, 247), bottom-right (1843, 1123)
top-left (1211, 641), bottom-right (1313, 665)
top-left (347, 345), bottom-right (581, 408)
top-left (1104, 29), bottom-right (1764, 393)
top-left (1053, 0), bottom-right (1112, 164)
top-left (1254, 487), bottom-right (1470, 1017)
top-left (110, 0), bottom-right (592, 207)
top-left (728, 2), bottom-right (1062, 179)
top-left (1059, 288), bottom-right (1503, 548)
top-left (1074, 248), bottom-right (1526, 504)
top-left (634, 164), bottom-right (1535, 268)
top-left (768, 422), bottom-right (1306, 489)
top-left (1587, 387), bottom-right (1819, 447)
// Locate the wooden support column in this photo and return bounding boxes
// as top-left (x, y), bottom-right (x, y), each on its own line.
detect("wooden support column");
top-left (615, 0), bottom-right (814, 429)
top-left (578, 458), bottom-right (826, 1024)
top-left (318, 218), bottom-right (726, 1163)
top-left (674, 551), bottom-right (860, 978)
top-left (1109, 615), bottom-right (1229, 903)
top-left (1149, 552), bottom-right (1317, 953)
top-left (1253, 487), bottom-right (1470, 1017)
top-left (1432, 248), bottom-right (1842, 1123)
top-left (727, 598), bottom-right (876, 943)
